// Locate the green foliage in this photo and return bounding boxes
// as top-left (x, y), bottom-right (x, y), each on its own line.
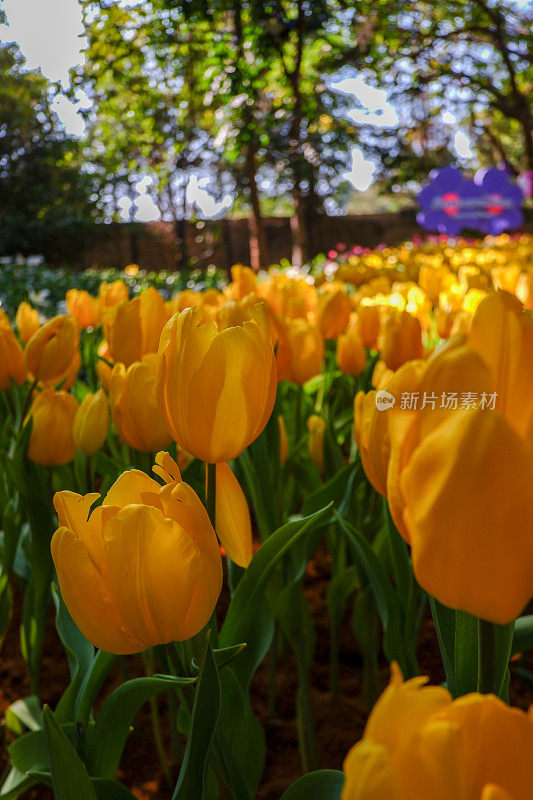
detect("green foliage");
top-left (0, 45), bottom-right (98, 260)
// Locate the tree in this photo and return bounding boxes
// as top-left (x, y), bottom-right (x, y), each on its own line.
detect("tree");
top-left (352, 0), bottom-right (533, 185)
top-left (0, 44), bottom-right (97, 260)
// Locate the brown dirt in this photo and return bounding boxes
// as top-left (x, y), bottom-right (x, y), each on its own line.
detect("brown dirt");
top-left (1, 550), bottom-right (532, 800)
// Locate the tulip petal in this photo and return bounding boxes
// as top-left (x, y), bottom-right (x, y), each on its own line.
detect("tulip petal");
top-left (215, 463), bottom-right (253, 568)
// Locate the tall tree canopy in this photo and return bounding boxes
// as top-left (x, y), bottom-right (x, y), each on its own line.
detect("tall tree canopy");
top-left (0, 43), bottom-right (97, 260)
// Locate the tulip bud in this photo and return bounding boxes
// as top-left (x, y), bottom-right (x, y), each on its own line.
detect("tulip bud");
top-left (355, 304), bottom-right (381, 349)
top-left (0, 319), bottom-right (27, 389)
top-left (98, 279), bottom-right (129, 309)
top-left (307, 414), bottom-right (326, 472)
top-left (73, 389), bottom-right (109, 456)
top-left (285, 318), bottom-right (324, 384)
top-left (25, 315), bottom-right (79, 384)
top-left (15, 302), bottom-right (40, 344)
top-left (51, 455), bottom-right (222, 653)
top-left (336, 328), bottom-right (366, 376)
top-left (27, 389), bottom-right (79, 465)
top-left (110, 354), bottom-right (171, 453)
top-left (66, 289), bottom-right (101, 329)
top-left (156, 303), bottom-right (277, 463)
top-left (316, 289), bottom-right (351, 339)
top-left (378, 309), bottom-right (423, 371)
top-left (215, 462), bottom-right (253, 567)
top-left (103, 287), bottom-right (167, 367)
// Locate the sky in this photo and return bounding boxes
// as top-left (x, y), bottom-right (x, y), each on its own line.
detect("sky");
top-left (0, 0), bottom-right (475, 219)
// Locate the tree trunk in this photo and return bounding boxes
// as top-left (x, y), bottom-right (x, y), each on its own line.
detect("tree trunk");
top-left (291, 183), bottom-right (308, 267)
top-left (245, 145), bottom-right (267, 271)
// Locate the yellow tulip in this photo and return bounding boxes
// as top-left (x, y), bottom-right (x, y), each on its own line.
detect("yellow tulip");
top-left (96, 340), bottom-right (114, 393)
top-left (215, 462), bottom-right (253, 567)
top-left (378, 310), bottom-right (423, 371)
top-left (25, 315), bottom-right (79, 385)
top-left (336, 328), bottom-right (366, 376)
top-left (103, 287), bottom-right (167, 367)
top-left (110, 354), bottom-right (171, 453)
top-left (15, 302), bottom-right (40, 344)
top-left (27, 389), bottom-right (79, 465)
top-left (73, 389), bottom-right (109, 456)
top-left (467, 291), bottom-right (533, 441)
top-left (342, 664), bottom-right (533, 800)
top-left (353, 360), bottom-right (426, 500)
top-left (156, 303), bottom-right (276, 463)
top-left (355, 304), bottom-right (381, 349)
top-left (316, 289), bottom-right (351, 339)
top-left (66, 289), bottom-right (101, 329)
top-left (307, 414), bottom-right (326, 472)
top-left (98, 279), bottom-right (129, 309)
top-left (0, 319), bottom-right (27, 389)
top-left (285, 318), bottom-right (324, 385)
top-left (401, 409), bottom-right (533, 623)
top-left (224, 264), bottom-right (257, 300)
top-left (51, 453), bottom-right (222, 654)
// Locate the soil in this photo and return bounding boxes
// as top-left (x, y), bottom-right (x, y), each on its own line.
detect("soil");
top-left (1, 547), bottom-right (532, 800)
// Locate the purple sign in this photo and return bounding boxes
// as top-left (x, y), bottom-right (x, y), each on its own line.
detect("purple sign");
top-left (417, 166), bottom-right (524, 235)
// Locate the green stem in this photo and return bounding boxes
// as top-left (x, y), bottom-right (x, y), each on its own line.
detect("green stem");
top-left (477, 618), bottom-right (499, 694)
top-left (19, 377), bottom-right (38, 431)
top-left (141, 649), bottom-right (172, 785)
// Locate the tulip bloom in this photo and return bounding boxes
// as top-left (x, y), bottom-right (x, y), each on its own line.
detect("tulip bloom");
top-left (224, 264), bottom-right (257, 300)
top-left (73, 389), bottom-right (109, 456)
top-left (215, 462), bottom-right (253, 567)
top-left (285, 318), bottom-right (324, 385)
top-left (307, 414), bottom-right (326, 472)
top-left (110, 354), bottom-right (171, 453)
top-left (103, 287), bottom-right (167, 367)
top-left (316, 289), bottom-right (351, 340)
top-left (51, 453), bottom-right (222, 654)
top-left (401, 409), bottom-right (533, 624)
top-left (98, 279), bottom-right (129, 309)
top-left (27, 389), bottom-right (79, 465)
top-left (342, 664), bottom-right (533, 800)
top-left (378, 309), bottom-right (423, 371)
top-left (355, 304), bottom-right (381, 349)
top-left (336, 328), bottom-right (366, 376)
top-left (66, 289), bottom-right (101, 329)
top-left (156, 303), bottom-right (276, 463)
top-left (0, 319), bottom-right (27, 389)
top-left (25, 315), bottom-right (79, 385)
top-left (15, 302), bottom-right (40, 344)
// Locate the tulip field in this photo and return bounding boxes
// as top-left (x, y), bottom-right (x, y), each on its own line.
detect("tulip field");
top-left (0, 232), bottom-right (532, 800)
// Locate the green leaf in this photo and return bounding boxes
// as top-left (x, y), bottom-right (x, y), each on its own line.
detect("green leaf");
top-left (172, 636), bottom-right (221, 800)
top-left (512, 615), bottom-right (533, 655)
top-left (191, 642), bottom-right (247, 672)
top-left (301, 462), bottom-right (359, 517)
top-left (454, 610), bottom-right (478, 697)
top-left (42, 706), bottom-right (97, 800)
top-left (87, 674), bottom-right (196, 778)
top-left (52, 589), bottom-right (95, 723)
top-left (279, 770), bottom-right (344, 799)
top-left (335, 514), bottom-right (409, 674)
top-left (74, 650), bottom-right (117, 731)
top-left (219, 504), bottom-right (332, 692)
top-left (429, 597), bottom-right (456, 696)
top-left (5, 696), bottom-right (42, 735)
top-left (0, 766), bottom-right (37, 800)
